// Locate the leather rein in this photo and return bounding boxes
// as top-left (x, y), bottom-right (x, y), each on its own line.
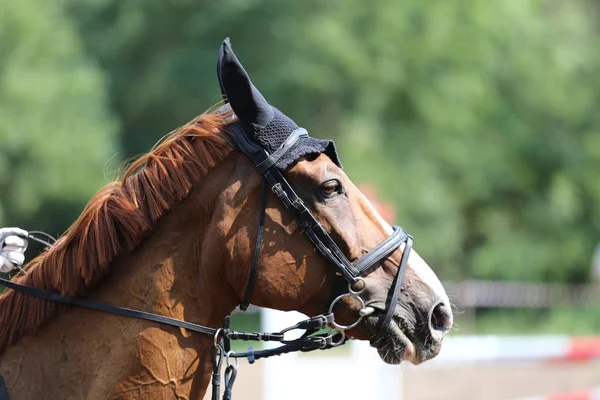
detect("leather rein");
top-left (0, 119), bottom-right (413, 399)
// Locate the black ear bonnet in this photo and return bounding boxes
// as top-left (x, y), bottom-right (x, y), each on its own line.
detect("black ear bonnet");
top-left (217, 38), bottom-right (342, 171)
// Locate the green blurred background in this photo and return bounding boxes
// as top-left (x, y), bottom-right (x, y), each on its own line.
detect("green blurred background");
top-left (1, 0), bottom-right (599, 335)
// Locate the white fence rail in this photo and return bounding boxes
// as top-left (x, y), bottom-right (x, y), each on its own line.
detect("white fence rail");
top-left (445, 280), bottom-right (600, 308)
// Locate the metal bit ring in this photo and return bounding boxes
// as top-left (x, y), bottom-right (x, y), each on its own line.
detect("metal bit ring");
top-left (328, 291), bottom-right (366, 331)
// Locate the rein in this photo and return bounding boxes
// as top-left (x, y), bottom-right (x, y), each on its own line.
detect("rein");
top-left (0, 117), bottom-right (413, 399)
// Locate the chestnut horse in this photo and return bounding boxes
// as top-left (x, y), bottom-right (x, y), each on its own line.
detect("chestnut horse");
top-left (0, 40), bottom-right (452, 399)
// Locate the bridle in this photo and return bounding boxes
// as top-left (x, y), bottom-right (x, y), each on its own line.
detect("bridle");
top-left (0, 114), bottom-right (413, 399)
top-left (226, 116), bottom-right (413, 344)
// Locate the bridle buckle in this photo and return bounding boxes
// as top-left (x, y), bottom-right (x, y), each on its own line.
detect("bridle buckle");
top-left (271, 183), bottom-right (285, 199)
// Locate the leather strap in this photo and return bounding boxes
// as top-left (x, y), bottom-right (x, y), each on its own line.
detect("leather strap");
top-left (0, 275), bottom-right (326, 344)
top-left (262, 168), bottom-right (363, 282)
top-left (263, 167), bottom-right (407, 282)
top-left (223, 365), bottom-right (237, 400)
top-left (211, 346), bottom-right (223, 400)
top-left (372, 235), bottom-right (413, 343)
top-left (0, 375), bottom-right (8, 400)
top-left (353, 226), bottom-right (407, 274)
top-left (256, 128), bottom-right (308, 173)
top-left (0, 277), bottom-right (218, 336)
top-left (239, 179), bottom-right (268, 311)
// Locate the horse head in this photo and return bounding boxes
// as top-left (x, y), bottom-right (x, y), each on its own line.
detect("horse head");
top-left (216, 38), bottom-right (452, 365)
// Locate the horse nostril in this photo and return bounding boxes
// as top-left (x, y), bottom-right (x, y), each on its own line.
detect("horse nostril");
top-left (429, 302), bottom-right (453, 334)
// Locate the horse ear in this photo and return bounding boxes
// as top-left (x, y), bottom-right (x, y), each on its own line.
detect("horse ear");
top-left (217, 38), bottom-right (274, 132)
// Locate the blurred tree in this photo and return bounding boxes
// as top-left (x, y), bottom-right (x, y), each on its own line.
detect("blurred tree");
top-left (0, 0), bottom-right (118, 236)
top-left (65, 0), bottom-right (600, 284)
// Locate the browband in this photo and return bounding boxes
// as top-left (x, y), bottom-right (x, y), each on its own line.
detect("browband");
top-left (256, 128), bottom-right (308, 173)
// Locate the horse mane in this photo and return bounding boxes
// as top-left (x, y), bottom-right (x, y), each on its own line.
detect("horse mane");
top-left (0, 106), bottom-right (235, 353)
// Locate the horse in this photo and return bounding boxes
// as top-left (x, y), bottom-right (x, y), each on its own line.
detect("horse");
top-left (0, 39), bottom-right (452, 400)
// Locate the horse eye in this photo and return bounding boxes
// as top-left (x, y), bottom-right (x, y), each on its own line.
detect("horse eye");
top-left (321, 180), bottom-right (343, 198)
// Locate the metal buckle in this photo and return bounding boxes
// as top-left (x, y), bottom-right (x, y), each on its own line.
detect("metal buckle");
top-left (310, 336), bottom-right (328, 349)
top-left (314, 315), bottom-right (328, 328)
top-left (271, 183), bottom-right (285, 198)
top-left (292, 197), bottom-right (305, 211)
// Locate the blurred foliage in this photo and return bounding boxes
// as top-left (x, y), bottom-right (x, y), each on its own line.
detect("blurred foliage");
top-left (0, 0), bottom-right (118, 235)
top-left (64, 0), bottom-right (600, 284)
top-left (1, 0), bottom-right (600, 300)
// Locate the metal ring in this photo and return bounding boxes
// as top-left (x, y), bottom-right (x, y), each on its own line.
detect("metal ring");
top-left (225, 351), bottom-right (240, 368)
top-left (328, 292), bottom-right (366, 331)
top-left (348, 277), bottom-right (366, 295)
top-left (329, 329), bottom-right (346, 347)
top-left (213, 328), bottom-right (223, 348)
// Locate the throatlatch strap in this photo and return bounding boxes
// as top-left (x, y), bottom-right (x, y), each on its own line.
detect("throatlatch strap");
top-left (240, 179), bottom-right (268, 311)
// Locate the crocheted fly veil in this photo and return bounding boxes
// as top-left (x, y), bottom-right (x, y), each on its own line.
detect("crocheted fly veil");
top-left (217, 38), bottom-right (342, 170)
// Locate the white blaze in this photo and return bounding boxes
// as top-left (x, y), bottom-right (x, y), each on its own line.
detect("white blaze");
top-left (356, 186), bottom-right (452, 312)
top-left (407, 248), bottom-right (451, 311)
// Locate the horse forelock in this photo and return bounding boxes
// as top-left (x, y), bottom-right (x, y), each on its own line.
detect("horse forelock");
top-left (0, 105), bottom-right (235, 353)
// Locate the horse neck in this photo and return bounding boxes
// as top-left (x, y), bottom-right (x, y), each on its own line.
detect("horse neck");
top-left (81, 156), bottom-right (246, 397)
top-left (98, 162), bottom-right (242, 330)
top-left (0, 153), bottom-right (251, 399)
